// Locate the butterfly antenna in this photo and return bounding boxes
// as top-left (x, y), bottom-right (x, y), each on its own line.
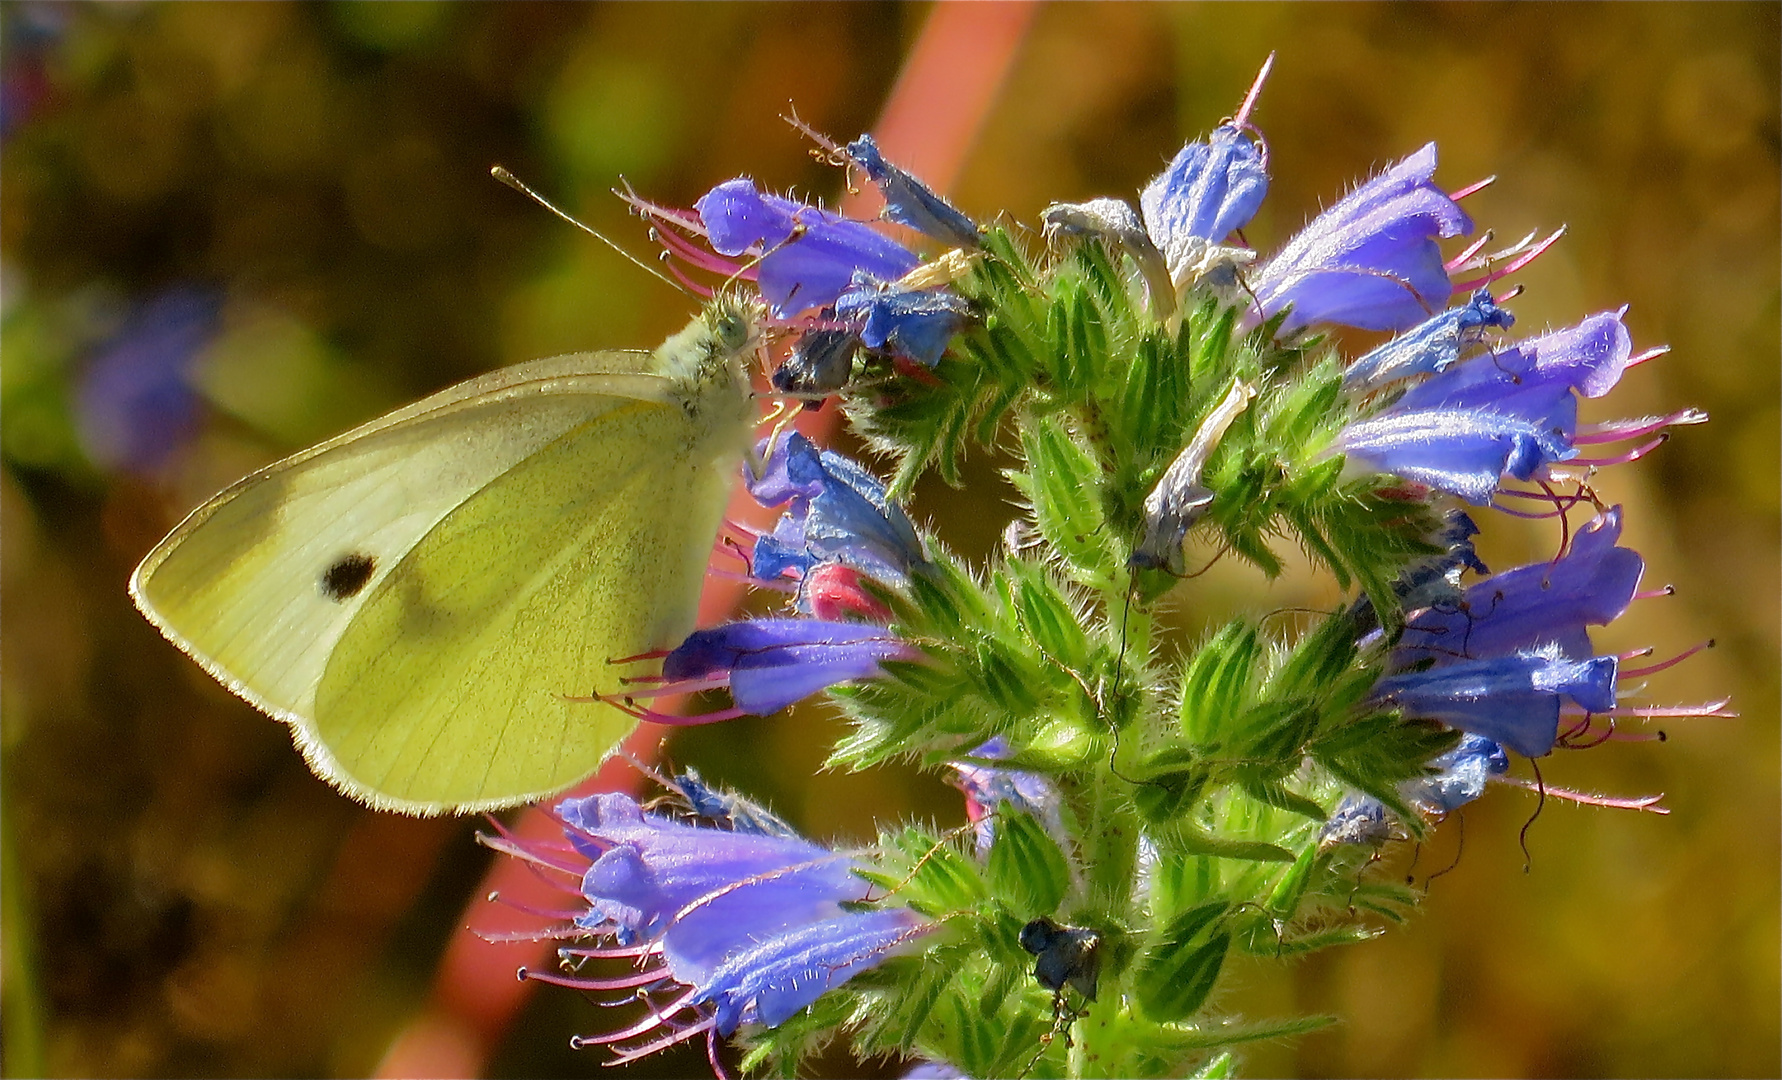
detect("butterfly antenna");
top-left (491, 165), bottom-right (688, 296)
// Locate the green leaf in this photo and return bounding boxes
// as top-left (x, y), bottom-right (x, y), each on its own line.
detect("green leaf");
top-left (1015, 418), bottom-right (1116, 585)
top-left (1166, 824), bottom-right (1296, 864)
top-left (1134, 900), bottom-right (1233, 1023)
top-left (986, 811), bottom-right (1070, 916)
top-left (1265, 842), bottom-right (1321, 920)
top-left (1178, 621), bottom-right (1261, 745)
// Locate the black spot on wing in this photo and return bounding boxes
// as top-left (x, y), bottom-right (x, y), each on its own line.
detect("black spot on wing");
top-left (321, 553), bottom-right (377, 601)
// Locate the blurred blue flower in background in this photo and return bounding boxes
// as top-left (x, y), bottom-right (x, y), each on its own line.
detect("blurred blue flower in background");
top-left (75, 288), bottom-right (219, 475)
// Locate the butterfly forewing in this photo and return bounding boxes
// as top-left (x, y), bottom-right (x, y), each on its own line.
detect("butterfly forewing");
top-left (130, 352), bottom-right (676, 757)
top-left (305, 396), bottom-right (738, 811)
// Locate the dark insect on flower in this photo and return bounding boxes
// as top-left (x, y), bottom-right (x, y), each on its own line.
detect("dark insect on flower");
top-left (651, 764), bottom-right (803, 839)
top-left (771, 324), bottom-right (860, 402)
top-left (1019, 916), bottom-right (1102, 1002)
top-left (845, 132), bottom-right (982, 250)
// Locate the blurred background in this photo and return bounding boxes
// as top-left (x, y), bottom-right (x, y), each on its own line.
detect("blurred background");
top-left (1, 2), bottom-right (1775, 1077)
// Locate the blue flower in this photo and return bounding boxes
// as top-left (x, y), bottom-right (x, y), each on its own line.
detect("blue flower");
top-left (747, 431), bottom-right (926, 591)
top-left (1406, 733), bottom-right (1511, 814)
top-left (1369, 646), bottom-right (1619, 758)
top-left (693, 907), bottom-right (928, 1033)
top-left (1396, 506), bottom-right (1642, 666)
top-left (834, 271), bottom-right (975, 368)
top-left (76, 288), bottom-right (219, 474)
top-left (693, 178), bottom-right (918, 318)
top-left (845, 133), bottom-right (981, 249)
top-left (1333, 312), bottom-right (1658, 504)
top-left (655, 618), bottom-right (914, 720)
top-left (949, 736), bottom-right (1068, 854)
top-left (1340, 287), bottom-right (1515, 394)
top-left (1332, 407), bottom-right (1573, 506)
top-left (1139, 124), bottom-right (1269, 290)
top-left (1389, 309), bottom-right (1632, 418)
top-left (506, 792), bottom-right (927, 1065)
top-left (1250, 143), bottom-right (1473, 334)
top-left (1320, 733), bottom-right (1509, 845)
top-left (1349, 509), bottom-right (1489, 637)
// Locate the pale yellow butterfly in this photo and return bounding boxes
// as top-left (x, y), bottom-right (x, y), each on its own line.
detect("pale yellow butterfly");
top-left (131, 298), bottom-right (759, 814)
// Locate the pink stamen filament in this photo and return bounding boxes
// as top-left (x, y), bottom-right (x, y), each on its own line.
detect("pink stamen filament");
top-left (1626, 344), bottom-right (1672, 368)
top-left (601, 697), bottom-right (749, 726)
top-left (1445, 229), bottom-right (1495, 272)
top-left (1490, 497), bottom-right (1573, 519)
top-left (1561, 698), bottom-right (1736, 719)
top-left (1621, 640), bottom-right (1714, 678)
top-left (609, 647), bottom-right (672, 665)
top-left (1449, 227), bottom-right (1538, 274)
top-left (1634, 586), bottom-right (1677, 601)
top-left (489, 897), bottom-right (588, 921)
top-left (1574, 409), bottom-right (1708, 444)
top-left (1451, 226), bottom-right (1566, 291)
top-left (662, 256), bottom-right (717, 299)
top-left (654, 224), bottom-right (752, 278)
top-left (1495, 774), bottom-right (1669, 813)
top-left (552, 941), bottom-right (662, 962)
top-left (519, 966), bottom-right (668, 993)
top-left (1570, 433), bottom-right (1668, 467)
top-left (474, 924), bottom-right (594, 945)
top-left (1232, 52), bottom-right (1275, 130)
top-left (578, 988), bottom-right (702, 1045)
top-left (606, 676), bottom-right (733, 701)
top-left (601, 1015), bottom-right (719, 1066)
top-left (475, 833), bottom-right (589, 877)
top-left (1448, 175), bottom-right (1498, 202)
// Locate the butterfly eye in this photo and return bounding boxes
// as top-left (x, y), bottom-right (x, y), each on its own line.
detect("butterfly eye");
top-left (320, 553), bottom-right (377, 601)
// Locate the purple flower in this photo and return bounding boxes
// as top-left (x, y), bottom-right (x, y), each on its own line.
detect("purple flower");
top-left (76, 288), bottom-right (219, 474)
top-left (748, 431), bottom-right (926, 590)
top-left (1396, 506), bottom-right (1642, 666)
top-left (834, 272), bottom-right (974, 368)
top-left (693, 907), bottom-right (928, 1033)
top-left (504, 792), bottom-right (927, 1067)
top-left (949, 736), bottom-right (1068, 854)
top-left (558, 792), bottom-right (861, 958)
top-left (693, 179), bottom-right (918, 318)
top-left (1139, 124), bottom-right (1269, 274)
top-left (1329, 315), bottom-right (1648, 503)
top-left (846, 133), bottom-right (981, 249)
top-left (1320, 733), bottom-right (1509, 845)
top-left (1406, 733), bottom-right (1511, 814)
top-left (1369, 645), bottom-right (1619, 758)
top-left (657, 619), bottom-right (915, 720)
top-left (1332, 407), bottom-right (1573, 506)
top-left (1340, 287), bottom-right (1516, 394)
top-left (1350, 509), bottom-right (1489, 638)
top-left (1250, 143), bottom-right (1473, 334)
top-left (1391, 309), bottom-right (1633, 417)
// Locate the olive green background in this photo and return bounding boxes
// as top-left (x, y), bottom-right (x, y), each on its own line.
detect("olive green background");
top-left (2, 3), bottom-right (1775, 1077)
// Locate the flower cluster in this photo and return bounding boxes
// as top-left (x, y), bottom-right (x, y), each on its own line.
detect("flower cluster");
top-left (488, 790), bottom-right (927, 1073)
top-left (496, 61), bottom-right (1724, 1080)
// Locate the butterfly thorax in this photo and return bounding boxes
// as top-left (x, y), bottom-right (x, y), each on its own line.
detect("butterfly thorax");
top-left (653, 297), bottom-right (759, 448)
